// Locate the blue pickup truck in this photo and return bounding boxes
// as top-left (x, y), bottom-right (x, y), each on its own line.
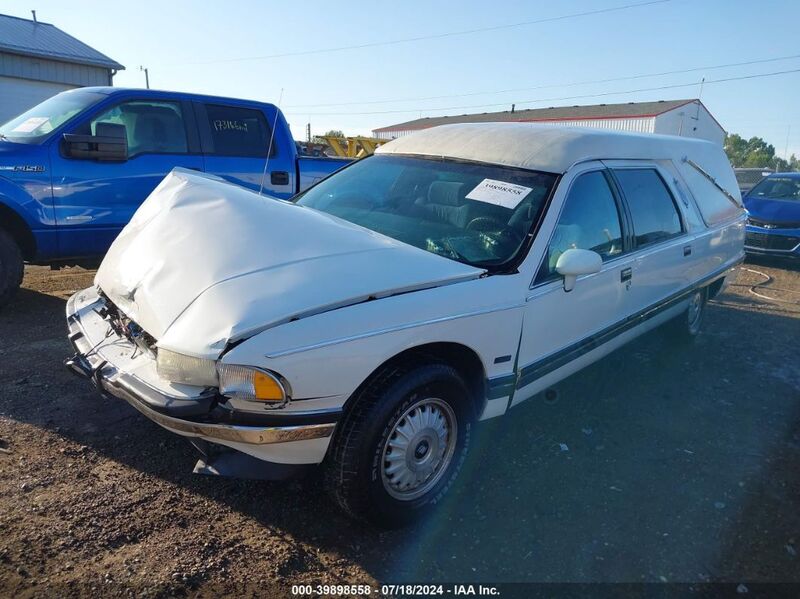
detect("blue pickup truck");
top-left (0, 87), bottom-right (349, 306)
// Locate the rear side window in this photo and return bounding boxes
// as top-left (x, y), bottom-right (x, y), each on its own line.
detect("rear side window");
top-left (613, 169), bottom-right (683, 247)
top-left (203, 104), bottom-right (270, 157)
top-left (682, 168), bottom-right (743, 226)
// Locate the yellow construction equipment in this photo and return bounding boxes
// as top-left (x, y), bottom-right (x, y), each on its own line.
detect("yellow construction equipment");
top-left (320, 136), bottom-right (390, 159)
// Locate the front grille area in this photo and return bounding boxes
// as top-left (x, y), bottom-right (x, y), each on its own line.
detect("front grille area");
top-left (745, 231), bottom-right (800, 251)
top-left (747, 217), bottom-right (800, 229)
top-left (99, 293), bottom-right (158, 354)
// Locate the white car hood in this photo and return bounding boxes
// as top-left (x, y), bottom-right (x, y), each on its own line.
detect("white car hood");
top-left (95, 169), bottom-right (484, 358)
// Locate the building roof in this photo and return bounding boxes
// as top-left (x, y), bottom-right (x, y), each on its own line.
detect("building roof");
top-left (373, 99), bottom-right (698, 133)
top-left (0, 13), bottom-right (124, 71)
top-left (375, 122), bottom-right (726, 175)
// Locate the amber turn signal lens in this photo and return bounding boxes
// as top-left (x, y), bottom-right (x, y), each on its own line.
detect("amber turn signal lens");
top-left (253, 370), bottom-right (285, 402)
top-left (217, 364), bottom-right (288, 405)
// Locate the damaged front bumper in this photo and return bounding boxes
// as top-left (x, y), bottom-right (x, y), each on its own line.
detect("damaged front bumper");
top-left (64, 289), bottom-right (336, 463)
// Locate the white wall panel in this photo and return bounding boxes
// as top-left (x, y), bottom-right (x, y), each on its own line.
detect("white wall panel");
top-left (531, 118), bottom-right (656, 133)
top-left (654, 103), bottom-right (725, 145)
top-left (375, 117), bottom-right (658, 139)
top-left (0, 75), bottom-right (76, 123)
top-left (0, 52), bottom-right (110, 87)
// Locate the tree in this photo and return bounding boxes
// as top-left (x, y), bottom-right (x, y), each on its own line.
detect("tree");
top-left (724, 133), bottom-right (774, 168)
top-left (723, 133), bottom-right (798, 171)
top-left (775, 153), bottom-right (800, 173)
top-left (313, 129), bottom-right (345, 143)
top-left (723, 133), bottom-right (749, 167)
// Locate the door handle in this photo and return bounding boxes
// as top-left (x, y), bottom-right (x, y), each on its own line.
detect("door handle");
top-left (620, 267), bottom-right (632, 283)
top-left (683, 244), bottom-right (692, 256)
top-left (270, 171), bottom-right (290, 186)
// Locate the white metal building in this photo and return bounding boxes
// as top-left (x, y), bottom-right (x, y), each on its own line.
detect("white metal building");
top-left (373, 99), bottom-right (726, 145)
top-left (0, 13), bottom-right (124, 124)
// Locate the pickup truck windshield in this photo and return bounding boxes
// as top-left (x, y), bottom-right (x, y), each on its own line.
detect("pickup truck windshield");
top-left (296, 155), bottom-right (557, 268)
top-left (0, 90), bottom-right (104, 144)
top-left (748, 176), bottom-right (800, 201)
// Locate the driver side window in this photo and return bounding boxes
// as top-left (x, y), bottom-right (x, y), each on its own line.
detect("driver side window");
top-left (78, 100), bottom-right (189, 157)
top-left (537, 170), bottom-right (623, 282)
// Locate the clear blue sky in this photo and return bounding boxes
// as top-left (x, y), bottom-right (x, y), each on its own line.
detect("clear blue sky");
top-left (4, 0), bottom-right (800, 156)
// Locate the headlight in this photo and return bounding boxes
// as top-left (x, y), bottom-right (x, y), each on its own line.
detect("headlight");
top-left (218, 363), bottom-right (288, 406)
top-left (156, 349), bottom-right (218, 387)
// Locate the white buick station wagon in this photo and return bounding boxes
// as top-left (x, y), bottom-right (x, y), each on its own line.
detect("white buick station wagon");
top-left (65, 124), bottom-right (745, 526)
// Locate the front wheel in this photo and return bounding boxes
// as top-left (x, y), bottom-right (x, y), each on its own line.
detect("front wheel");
top-left (0, 229), bottom-right (24, 309)
top-left (325, 362), bottom-right (474, 528)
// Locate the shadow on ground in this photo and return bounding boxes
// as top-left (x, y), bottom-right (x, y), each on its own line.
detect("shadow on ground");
top-left (2, 272), bottom-right (799, 590)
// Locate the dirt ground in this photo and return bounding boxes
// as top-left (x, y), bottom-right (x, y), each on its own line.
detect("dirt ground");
top-left (0, 259), bottom-right (799, 597)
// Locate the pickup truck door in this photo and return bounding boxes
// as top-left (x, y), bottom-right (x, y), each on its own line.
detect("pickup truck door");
top-left (49, 98), bottom-right (204, 258)
top-left (194, 102), bottom-right (296, 198)
top-left (512, 163), bottom-right (637, 406)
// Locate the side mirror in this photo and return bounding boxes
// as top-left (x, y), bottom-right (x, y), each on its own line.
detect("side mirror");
top-left (555, 248), bottom-right (602, 292)
top-left (62, 122), bottom-right (127, 161)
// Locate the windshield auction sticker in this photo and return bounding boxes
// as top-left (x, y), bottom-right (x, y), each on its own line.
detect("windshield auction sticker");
top-left (12, 117), bottom-right (48, 133)
top-left (465, 178), bottom-right (532, 209)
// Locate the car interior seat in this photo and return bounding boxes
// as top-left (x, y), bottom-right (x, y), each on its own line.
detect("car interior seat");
top-left (129, 107), bottom-right (187, 155)
top-left (415, 181), bottom-right (473, 228)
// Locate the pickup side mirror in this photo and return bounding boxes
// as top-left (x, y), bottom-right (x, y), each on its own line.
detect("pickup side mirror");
top-left (62, 122), bottom-right (128, 161)
top-left (555, 248), bottom-right (602, 292)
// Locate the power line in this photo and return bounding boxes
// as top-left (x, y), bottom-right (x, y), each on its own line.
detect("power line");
top-left (286, 53), bottom-right (800, 109)
top-left (285, 68), bottom-right (800, 117)
top-left (178, 0), bottom-right (671, 65)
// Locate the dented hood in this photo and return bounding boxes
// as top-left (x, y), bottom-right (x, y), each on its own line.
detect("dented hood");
top-left (96, 169), bottom-right (483, 358)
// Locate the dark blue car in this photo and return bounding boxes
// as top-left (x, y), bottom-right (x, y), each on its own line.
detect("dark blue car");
top-left (743, 172), bottom-right (800, 258)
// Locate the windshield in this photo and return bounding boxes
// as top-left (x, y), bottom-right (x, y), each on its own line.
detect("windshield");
top-left (748, 176), bottom-right (800, 201)
top-left (296, 155), bottom-right (557, 269)
top-left (0, 90), bottom-right (104, 144)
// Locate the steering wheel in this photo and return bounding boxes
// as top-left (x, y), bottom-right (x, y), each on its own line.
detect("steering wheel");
top-left (466, 216), bottom-right (523, 245)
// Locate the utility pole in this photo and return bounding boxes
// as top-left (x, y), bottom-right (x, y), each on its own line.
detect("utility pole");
top-left (139, 66), bottom-right (150, 89)
top-left (784, 125), bottom-right (791, 162)
top-left (306, 123), bottom-right (311, 143)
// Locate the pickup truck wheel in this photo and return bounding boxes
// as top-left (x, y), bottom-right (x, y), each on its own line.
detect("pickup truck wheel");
top-left (325, 362), bottom-right (474, 528)
top-left (0, 229), bottom-right (24, 308)
top-left (667, 287), bottom-right (706, 342)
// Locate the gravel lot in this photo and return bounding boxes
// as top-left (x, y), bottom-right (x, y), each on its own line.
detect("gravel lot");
top-left (1, 260), bottom-right (798, 596)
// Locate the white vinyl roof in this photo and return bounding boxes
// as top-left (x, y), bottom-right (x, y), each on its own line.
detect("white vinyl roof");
top-left (375, 122), bottom-right (722, 175)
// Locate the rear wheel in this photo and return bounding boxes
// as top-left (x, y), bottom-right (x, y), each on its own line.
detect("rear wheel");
top-left (667, 287), bottom-right (706, 342)
top-left (0, 228), bottom-right (23, 309)
top-left (325, 362), bottom-right (474, 528)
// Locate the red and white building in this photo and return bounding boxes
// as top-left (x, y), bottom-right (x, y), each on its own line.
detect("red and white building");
top-left (373, 99), bottom-right (725, 145)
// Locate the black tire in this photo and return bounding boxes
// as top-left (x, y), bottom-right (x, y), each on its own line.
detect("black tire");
top-left (325, 362), bottom-right (474, 528)
top-left (0, 228), bottom-right (24, 309)
top-left (667, 287), bottom-right (706, 343)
